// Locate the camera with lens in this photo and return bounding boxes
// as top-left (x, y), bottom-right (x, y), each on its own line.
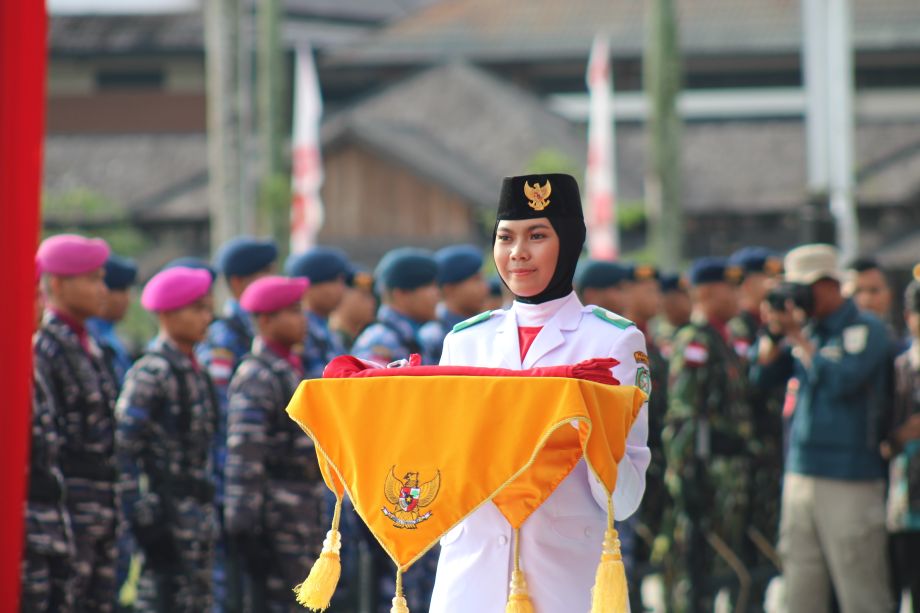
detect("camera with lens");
top-left (766, 281), bottom-right (814, 315)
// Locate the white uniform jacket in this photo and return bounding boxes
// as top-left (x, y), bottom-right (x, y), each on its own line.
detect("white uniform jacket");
top-left (429, 291), bottom-right (651, 613)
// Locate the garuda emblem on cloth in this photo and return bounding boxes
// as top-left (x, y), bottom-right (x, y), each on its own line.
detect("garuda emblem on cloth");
top-left (523, 180), bottom-right (552, 211)
top-left (382, 466), bottom-right (441, 529)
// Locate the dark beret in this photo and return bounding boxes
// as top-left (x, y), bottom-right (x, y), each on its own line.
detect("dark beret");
top-left (689, 257), bottom-right (743, 286)
top-left (215, 237), bottom-right (278, 277)
top-left (729, 247), bottom-right (782, 276)
top-left (375, 247), bottom-right (438, 291)
top-left (163, 256), bottom-right (218, 281)
top-left (284, 247), bottom-right (350, 284)
top-left (575, 260), bottom-right (631, 291)
top-left (434, 244), bottom-right (483, 285)
top-left (103, 255), bottom-right (138, 290)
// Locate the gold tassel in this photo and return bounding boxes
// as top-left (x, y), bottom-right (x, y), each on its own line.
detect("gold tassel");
top-left (390, 567), bottom-right (410, 613)
top-left (294, 496), bottom-right (343, 610)
top-left (505, 528), bottom-right (535, 613)
top-left (590, 497), bottom-right (628, 613)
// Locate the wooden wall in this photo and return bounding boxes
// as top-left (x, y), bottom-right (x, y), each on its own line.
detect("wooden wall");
top-left (320, 142), bottom-right (481, 262)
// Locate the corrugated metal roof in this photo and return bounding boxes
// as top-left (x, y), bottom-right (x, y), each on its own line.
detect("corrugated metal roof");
top-left (324, 0), bottom-right (920, 66)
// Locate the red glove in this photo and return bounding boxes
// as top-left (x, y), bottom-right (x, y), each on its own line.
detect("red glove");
top-left (323, 355), bottom-right (620, 386)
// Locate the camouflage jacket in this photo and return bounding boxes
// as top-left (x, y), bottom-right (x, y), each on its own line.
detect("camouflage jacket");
top-left (224, 337), bottom-right (318, 535)
top-left (33, 311), bottom-right (119, 485)
top-left (116, 337), bottom-right (218, 523)
top-left (352, 305), bottom-right (431, 365)
top-left (302, 310), bottom-right (346, 379)
top-left (23, 366), bottom-right (74, 558)
top-left (663, 317), bottom-right (755, 518)
top-left (197, 299), bottom-right (254, 503)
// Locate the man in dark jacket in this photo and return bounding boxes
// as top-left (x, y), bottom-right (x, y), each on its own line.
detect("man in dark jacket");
top-left (752, 244), bottom-right (892, 613)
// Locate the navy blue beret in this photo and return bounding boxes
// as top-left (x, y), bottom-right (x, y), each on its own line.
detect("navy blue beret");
top-left (215, 237), bottom-right (278, 277)
top-left (628, 263), bottom-right (660, 283)
top-left (660, 273), bottom-right (688, 293)
top-left (689, 257), bottom-right (743, 286)
top-left (103, 255), bottom-right (138, 290)
top-left (434, 244), bottom-right (483, 285)
top-left (375, 247), bottom-right (438, 291)
top-left (575, 260), bottom-right (630, 291)
top-left (163, 256), bottom-right (218, 281)
top-left (284, 247), bottom-right (350, 284)
top-left (729, 247), bottom-right (782, 276)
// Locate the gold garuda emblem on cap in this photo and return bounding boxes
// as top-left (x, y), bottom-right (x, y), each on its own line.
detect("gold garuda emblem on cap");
top-left (524, 180), bottom-right (552, 211)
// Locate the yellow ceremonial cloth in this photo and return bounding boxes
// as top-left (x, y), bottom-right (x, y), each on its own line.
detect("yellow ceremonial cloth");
top-left (286, 376), bottom-right (644, 571)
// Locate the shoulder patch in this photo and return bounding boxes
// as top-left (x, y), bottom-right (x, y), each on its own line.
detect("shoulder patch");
top-left (592, 307), bottom-right (635, 330)
top-left (452, 310), bottom-right (494, 333)
top-left (843, 325), bottom-right (868, 354)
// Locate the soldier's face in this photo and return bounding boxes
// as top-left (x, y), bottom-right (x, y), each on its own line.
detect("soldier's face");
top-left (401, 283), bottom-right (439, 323)
top-left (335, 286), bottom-right (377, 329)
top-left (494, 218), bottom-right (559, 298)
top-left (663, 291), bottom-right (692, 327)
top-left (161, 294), bottom-right (214, 346)
top-left (740, 272), bottom-right (770, 305)
top-left (582, 285), bottom-right (630, 315)
top-left (100, 288), bottom-right (132, 322)
top-left (849, 269), bottom-right (891, 319)
top-left (444, 273), bottom-right (488, 316)
top-left (262, 304), bottom-right (307, 347)
top-left (51, 268), bottom-right (107, 320)
top-left (630, 279), bottom-right (662, 321)
top-left (307, 277), bottom-right (347, 317)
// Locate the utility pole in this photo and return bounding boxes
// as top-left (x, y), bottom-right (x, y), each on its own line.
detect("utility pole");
top-left (644, 0), bottom-right (683, 269)
top-left (205, 0), bottom-right (243, 253)
top-left (256, 0), bottom-right (287, 247)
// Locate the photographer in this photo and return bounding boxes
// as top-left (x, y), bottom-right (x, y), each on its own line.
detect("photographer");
top-left (751, 244), bottom-right (892, 613)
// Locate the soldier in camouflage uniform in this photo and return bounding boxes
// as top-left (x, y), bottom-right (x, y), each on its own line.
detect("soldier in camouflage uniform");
top-left (198, 237), bottom-right (278, 611)
top-left (419, 244), bottom-right (488, 363)
top-left (330, 268), bottom-right (377, 352)
top-left (22, 269), bottom-right (75, 612)
top-left (574, 259), bottom-right (632, 316)
top-left (353, 248), bottom-right (440, 612)
top-left (116, 267), bottom-right (218, 612)
top-left (353, 248), bottom-right (440, 367)
top-left (225, 276), bottom-right (324, 612)
top-left (87, 255), bottom-right (138, 387)
top-left (663, 258), bottom-right (756, 613)
top-left (284, 247), bottom-right (350, 378)
top-left (727, 247), bottom-right (786, 607)
top-left (623, 263), bottom-right (670, 612)
top-left (34, 234), bottom-right (120, 613)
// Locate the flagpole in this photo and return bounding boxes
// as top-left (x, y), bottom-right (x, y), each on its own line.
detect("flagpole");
top-left (585, 35), bottom-right (619, 261)
top-left (290, 45), bottom-right (325, 254)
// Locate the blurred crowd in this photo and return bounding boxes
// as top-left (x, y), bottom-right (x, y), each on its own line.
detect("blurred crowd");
top-left (21, 230), bottom-right (920, 613)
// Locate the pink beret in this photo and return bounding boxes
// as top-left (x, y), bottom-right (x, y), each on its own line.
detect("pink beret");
top-left (141, 267), bottom-right (213, 312)
top-left (36, 234), bottom-right (110, 276)
top-left (240, 276), bottom-right (309, 314)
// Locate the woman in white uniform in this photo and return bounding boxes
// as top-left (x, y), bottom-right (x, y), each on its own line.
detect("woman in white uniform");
top-left (429, 173), bottom-right (651, 612)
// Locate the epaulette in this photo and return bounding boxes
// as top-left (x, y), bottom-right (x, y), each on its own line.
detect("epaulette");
top-left (452, 310), bottom-right (495, 333)
top-left (591, 307), bottom-right (635, 330)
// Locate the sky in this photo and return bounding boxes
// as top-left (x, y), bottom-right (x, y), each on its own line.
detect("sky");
top-left (49, 0), bottom-right (196, 14)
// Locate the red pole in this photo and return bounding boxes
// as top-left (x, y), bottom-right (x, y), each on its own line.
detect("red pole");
top-left (0, 0), bottom-right (47, 608)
